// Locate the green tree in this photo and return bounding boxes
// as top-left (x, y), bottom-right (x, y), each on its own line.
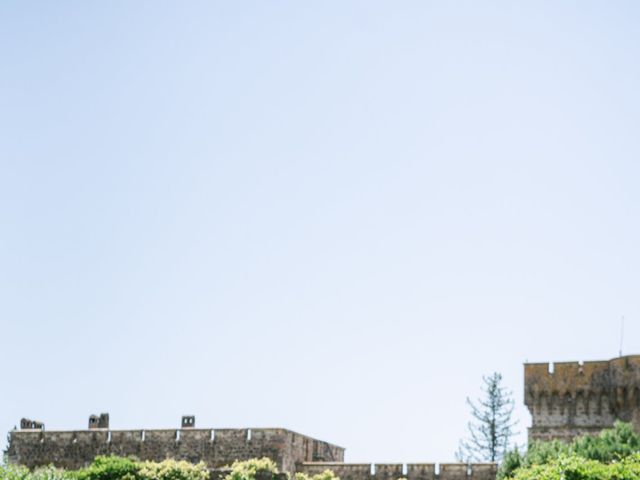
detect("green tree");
top-left (457, 372), bottom-right (517, 462)
top-left (498, 421), bottom-right (640, 479)
top-left (510, 453), bottom-right (640, 480)
top-left (572, 420), bottom-right (640, 462)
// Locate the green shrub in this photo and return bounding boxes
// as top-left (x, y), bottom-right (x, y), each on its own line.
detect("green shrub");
top-left (138, 460), bottom-right (208, 480)
top-left (0, 464), bottom-right (31, 480)
top-left (295, 471), bottom-right (340, 480)
top-left (511, 453), bottom-right (640, 480)
top-left (498, 441), bottom-right (576, 479)
top-left (498, 449), bottom-right (524, 480)
top-left (73, 456), bottom-right (140, 480)
top-left (572, 421), bottom-right (640, 463)
top-left (309, 472), bottom-right (339, 480)
top-left (499, 422), bottom-right (640, 479)
top-left (29, 466), bottom-right (73, 480)
top-left (0, 465), bottom-right (72, 480)
top-left (224, 458), bottom-right (278, 480)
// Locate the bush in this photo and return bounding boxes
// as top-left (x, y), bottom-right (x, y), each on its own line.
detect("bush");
top-left (138, 460), bottom-right (208, 480)
top-left (73, 456), bottom-right (140, 480)
top-left (497, 449), bottom-right (524, 480)
top-left (1, 465), bottom-right (72, 480)
top-left (224, 459), bottom-right (278, 480)
top-left (499, 422), bottom-right (640, 479)
top-left (295, 471), bottom-right (340, 480)
top-left (0, 464), bottom-right (31, 480)
top-left (572, 421), bottom-right (640, 462)
top-left (511, 453), bottom-right (640, 480)
top-left (27, 467), bottom-right (72, 480)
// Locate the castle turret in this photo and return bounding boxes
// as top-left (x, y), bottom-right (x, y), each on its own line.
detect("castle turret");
top-left (525, 355), bottom-right (640, 442)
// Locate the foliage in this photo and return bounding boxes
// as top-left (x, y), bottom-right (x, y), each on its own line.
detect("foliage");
top-left (224, 458), bottom-right (278, 480)
top-left (295, 471), bottom-right (340, 480)
top-left (73, 457), bottom-right (208, 480)
top-left (138, 460), bottom-right (208, 480)
top-left (498, 422), bottom-right (640, 479)
top-left (497, 449), bottom-right (524, 480)
top-left (310, 472), bottom-right (339, 480)
top-left (73, 456), bottom-right (140, 480)
top-left (24, 467), bottom-right (72, 480)
top-left (1, 465), bottom-right (72, 480)
top-left (457, 372), bottom-right (517, 462)
top-left (511, 453), bottom-right (640, 480)
top-left (0, 457), bottom-right (286, 480)
top-left (572, 420), bottom-right (640, 463)
top-left (0, 464), bottom-right (31, 480)
top-left (498, 443), bottom-right (573, 480)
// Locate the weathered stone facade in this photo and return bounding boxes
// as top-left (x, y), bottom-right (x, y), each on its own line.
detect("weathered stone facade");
top-left (297, 463), bottom-right (496, 480)
top-left (6, 416), bottom-right (496, 480)
top-left (6, 424), bottom-right (343, 473)
top-left (10, 354), bottom-right (640, 480)
top-left (525, 354), bottom-right (640, 442)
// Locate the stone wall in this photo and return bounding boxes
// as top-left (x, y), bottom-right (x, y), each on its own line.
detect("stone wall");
top-left (298, 463), bottom-right (497, 480)
top-left (524, 355), bottom-right (640, 442)
top-left (7, 425), bottom-right (497, 480)
top-left (6, 428), bottom-right (344, 471)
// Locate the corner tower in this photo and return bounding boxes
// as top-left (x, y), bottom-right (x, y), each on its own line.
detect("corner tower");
top-left (524, 355), bottom-right (640, 442)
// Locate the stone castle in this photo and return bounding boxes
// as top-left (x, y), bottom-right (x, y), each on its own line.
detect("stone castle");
top-left (525, 354), bottom-right (640, 442)
top-left (8, 354), bottom-right (640, 480)
top-left (5, 420), bottom-right (495, 480)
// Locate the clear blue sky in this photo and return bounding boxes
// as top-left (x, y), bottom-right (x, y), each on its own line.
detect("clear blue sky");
top-left (2, 0), bottom-right (640, 464)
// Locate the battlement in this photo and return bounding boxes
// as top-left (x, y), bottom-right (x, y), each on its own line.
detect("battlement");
top-left (6, 415), bottom-right (496, 480)
top-left (6, 419), bottom-right (344, 472)
top-left (299, 463), bottom-right (497, 480)
top-left (525, 355), bottom-right (640, 442)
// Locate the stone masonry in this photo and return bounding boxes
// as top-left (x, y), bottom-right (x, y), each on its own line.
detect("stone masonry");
top-left (7, 421), bottom-right (343, 473)
top-left (6, 415), bottom-right (497, 480)
top-left (11, 355), bottom-right (640, 479)
top-left (525, 354), bottom-right (640, 442)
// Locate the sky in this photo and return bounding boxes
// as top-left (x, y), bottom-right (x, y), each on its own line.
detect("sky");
top-left (2, 0), bottom-right (640, 464)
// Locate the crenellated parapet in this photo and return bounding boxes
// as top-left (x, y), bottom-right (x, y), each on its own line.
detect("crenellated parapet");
top-left (6, 416), bottom-right (344, 472)
top-left (525, 355), bottom-right (640, 442)
top-left (6, 414), bottom-right (497, 480)
top-left (298, 463), bottom-right (497, 480)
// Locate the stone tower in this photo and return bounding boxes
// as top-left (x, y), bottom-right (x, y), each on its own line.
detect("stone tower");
top-left (524, 355), bottom-right (640, 442)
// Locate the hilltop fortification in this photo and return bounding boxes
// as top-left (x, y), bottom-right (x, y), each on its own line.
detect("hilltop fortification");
top-left (525, 355), bottom-right (640, 442)
top-left (6, 420), bottom-right (343, 473)
top-left (11, 354), bottom-right (640, 480)
top-left (6, 415), bottom-right (497, 480)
